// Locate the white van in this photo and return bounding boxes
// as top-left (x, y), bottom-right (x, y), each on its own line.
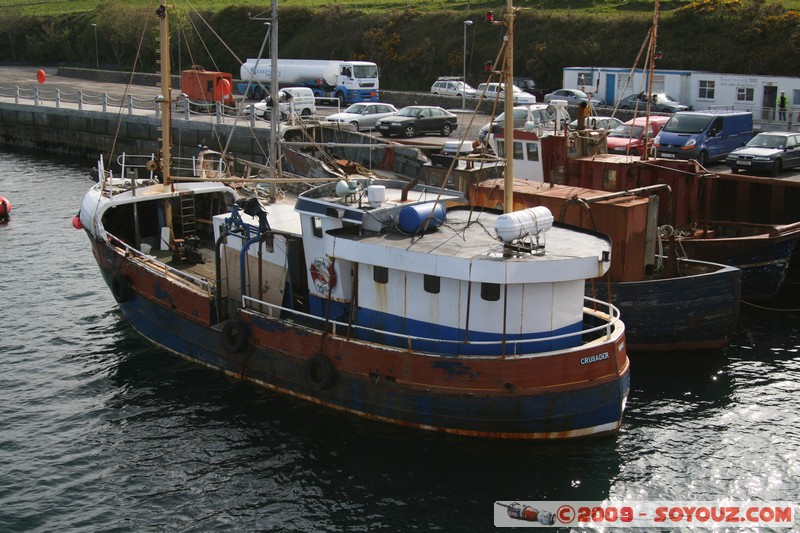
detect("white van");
top-left (277, 87), bottom-right (316, 117)
top-left (250, 86), bottom-right (316, 119)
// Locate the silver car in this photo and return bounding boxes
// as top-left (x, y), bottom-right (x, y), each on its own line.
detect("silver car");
top-left (618, 93), bottom-right (689, 113)
top-left (543, 88), bottom-right (590, 106)
top-left (725, 131), bottom-right (800, 176)
top-left (568, 116), bottom-right (623, 131)
top-left (324, 102), bottom-right (398, 131)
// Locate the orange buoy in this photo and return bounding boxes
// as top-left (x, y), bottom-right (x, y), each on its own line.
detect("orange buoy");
top-left (36, 69), bottom-right (46, 84)
top-left (0, 195), bottom-right (11, 223)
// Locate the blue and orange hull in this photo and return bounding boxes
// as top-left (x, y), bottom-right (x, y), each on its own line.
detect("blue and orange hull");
top-left (91, 238), bottom-right (630, 439)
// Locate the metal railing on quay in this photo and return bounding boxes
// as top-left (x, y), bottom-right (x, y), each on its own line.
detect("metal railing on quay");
top-left (0, 85), bottom-right (264, 125)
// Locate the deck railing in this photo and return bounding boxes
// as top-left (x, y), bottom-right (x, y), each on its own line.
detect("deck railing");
top-left (240, 294), bottom-right (622, 356)
top-left (107, 234), bottom-right (213, 296)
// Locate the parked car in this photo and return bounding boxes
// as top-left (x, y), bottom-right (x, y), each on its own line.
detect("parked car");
top-left (725, 131), bottom-right (800, 176)
top-left (606, 116), bottom-right (670, 156)
top-left (513, 78), bottom-right (549, 102)
top-left (543, 89), bottom-right (589, 106)
top-left (324, 102), bottom-right (397, 131)
top-left (375, 106), bottom-right (458, 138)
top-left (245, 87), bottom-right (316, 119)
top-left (476, 82), bottom-right (536, 105)
top-left (617, 92), bottom-right (690, 113)
top-left (478, 104), bottom-right (570, 142)
top-left (430, 79), bottom-right (477, 98)
top-left (568, 116), bottom-right (623, 131)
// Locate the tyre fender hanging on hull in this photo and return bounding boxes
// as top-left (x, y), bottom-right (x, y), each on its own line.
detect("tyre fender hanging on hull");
top-left (222, 319), bottom-right (249, 353)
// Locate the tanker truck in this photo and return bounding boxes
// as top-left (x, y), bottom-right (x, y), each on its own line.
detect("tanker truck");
top-left (238, 59), bottom-right (379, 104)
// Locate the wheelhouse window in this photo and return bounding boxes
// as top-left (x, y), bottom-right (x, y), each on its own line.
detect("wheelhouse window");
top-left (698, 80), bottom-right (715, 99)
top-left (526, 143), bottom-right (539, 161)
top-left (312, 216), bottom-right (323, 238)
top-left (423, 275), bottom-right (440, 294)
top-left (496, 140), bottom-right (505, 158)
top-left (373, 265), bottom-right (388, 284)
top-left (513, 141), bottom-right (524, 160)
top-left (481, 282), bottom-right (501, 302)
top-left (736, 87), bottom-right (754, 102)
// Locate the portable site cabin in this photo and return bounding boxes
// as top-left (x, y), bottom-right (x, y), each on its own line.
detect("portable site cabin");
top-left (563, 67), bottom-right (800, 125)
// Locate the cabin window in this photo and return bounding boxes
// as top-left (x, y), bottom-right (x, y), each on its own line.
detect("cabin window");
top-left (481, 282), bottom-right (501, 302)
top-left (603, 169), bottom-right (617, 190)
top-left (423, 275), bottom-right (440, 294)
top-left (373, 265), bottom-right (388, 284)
top-left (526, 143), bottom-right (539, 162)
top-left (698, 80), bottom-right (715, 99)
top-left (513, 142), bottom-right (524, 160)
top-left (736, 87), bottom-right (754, 102)
top-left (793, 90), bottom-right (800, 106)
top-left (312, 216), bottom-right (323, 238)
top-left (496, 140), bottom-right (505, 158)
top-left (577, 72), bottom-right (593, 86)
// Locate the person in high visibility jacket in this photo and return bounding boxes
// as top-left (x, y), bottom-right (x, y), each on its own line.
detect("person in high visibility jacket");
top-left (778, 90), bottom-right (788, 121)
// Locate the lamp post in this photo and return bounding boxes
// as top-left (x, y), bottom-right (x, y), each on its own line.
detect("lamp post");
top-left (91, 24), bottom-right (99, 69)
top-left (462, 20), bottom-right (473, 110)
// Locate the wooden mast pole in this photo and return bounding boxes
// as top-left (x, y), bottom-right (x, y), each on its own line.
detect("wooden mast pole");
top-left (503, 0), bottom-right (516, 213)
top-left (156, 3), bottom-right (172, 186)
top-left (642, 0), bottom-right (659, 161)
top-left (155, 3), bottom-right (174, 243)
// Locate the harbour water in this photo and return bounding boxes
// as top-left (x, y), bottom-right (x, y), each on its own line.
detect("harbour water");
top-left (0, 147), bottom-right (798, 532)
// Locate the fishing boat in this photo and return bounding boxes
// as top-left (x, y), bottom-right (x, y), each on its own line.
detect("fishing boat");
top-left (75, 2), bottom-right (629, 439)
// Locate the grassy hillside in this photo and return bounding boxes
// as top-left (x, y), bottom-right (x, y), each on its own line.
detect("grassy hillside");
top-left (0, 0), bottom-right (711, 16)
top-left (1, 0), bottom-right (798, 16)
top-left (0, 0), bottom-right (797, 92)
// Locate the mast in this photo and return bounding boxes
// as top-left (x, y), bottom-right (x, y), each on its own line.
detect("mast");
top-left (269, 0), bottom-right (279, 202)
top-left (642, 0), bottom-right (659, 161)
top-left (502, 0), bottom-right (515, 213)
top-left (156, 3), bottom-right (172, 186)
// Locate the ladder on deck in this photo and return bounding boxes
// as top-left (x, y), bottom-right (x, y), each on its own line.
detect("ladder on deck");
top-left (176, 191), bottom-right (196, 239)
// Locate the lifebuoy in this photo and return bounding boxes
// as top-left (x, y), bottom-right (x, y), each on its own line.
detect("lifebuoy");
top-left (304, 354), bottom-right (335, 390)
top-left (309, 256), bottom-right (337, 294)
top-left (111, 274), bottom-right (131, 303)
top-left (222, 320), bottom-right (248, 353)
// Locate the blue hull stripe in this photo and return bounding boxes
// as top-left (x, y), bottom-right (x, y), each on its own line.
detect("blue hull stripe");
top-left (309, 295), bottom-right (582, 356)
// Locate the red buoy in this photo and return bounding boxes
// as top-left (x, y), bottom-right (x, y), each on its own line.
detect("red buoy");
top-left (36, 69), bottom-right (46, 84)
top-left (72, 214), bottom-right (83, 230)
top-left (0, 195), bottom-right (11, 223)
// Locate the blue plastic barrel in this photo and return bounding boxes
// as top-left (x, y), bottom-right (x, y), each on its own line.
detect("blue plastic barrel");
top-left (398, 202), bottom-right (445, 234)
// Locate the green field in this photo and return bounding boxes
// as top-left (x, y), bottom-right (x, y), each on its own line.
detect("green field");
top-left (2, 0), bottom-right (797, 16)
